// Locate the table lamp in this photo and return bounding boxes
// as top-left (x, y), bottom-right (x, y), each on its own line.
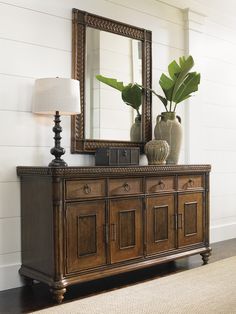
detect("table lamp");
top-left (32, 77), bottom-right (80, 167)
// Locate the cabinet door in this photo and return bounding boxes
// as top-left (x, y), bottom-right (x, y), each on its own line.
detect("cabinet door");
top-left (66, 201), bottom-right (106, 273)
top-left (110, 198), bottom-right (143, 263)
top-left (178, 192), bottom-right (204, 247)
top-left (146, 195), bottom-right (175, 255)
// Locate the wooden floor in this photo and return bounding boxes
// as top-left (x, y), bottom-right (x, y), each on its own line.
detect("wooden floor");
top-left (0, 238), bottom-right (236, 314)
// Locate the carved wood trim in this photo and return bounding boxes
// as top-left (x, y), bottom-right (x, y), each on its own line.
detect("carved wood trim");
top-left (17, 165), bottom-right (211, 177)
top-left (71, 8), bottom-right (152, 153)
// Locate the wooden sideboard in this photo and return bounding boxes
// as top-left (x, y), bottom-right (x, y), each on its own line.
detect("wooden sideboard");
top-left (17, 165), bottom-right (211, 303)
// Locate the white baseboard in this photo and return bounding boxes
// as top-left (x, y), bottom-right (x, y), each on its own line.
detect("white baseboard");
top-left (210, 222), bottom-right (236, 243)
top-left (0, 263), bottom-right (23, 291)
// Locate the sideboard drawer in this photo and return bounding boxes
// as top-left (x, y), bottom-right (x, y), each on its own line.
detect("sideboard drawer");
top-left (17, 164), bottom-right (211, 304)
top-left (66, 179), bottom-right (106, 199)
top-left (146, 176), bottom-right (175, 193)
top-left (109, 178), bottom-right (142, 196)
top-left (178, 175), bottom-right (204, 190)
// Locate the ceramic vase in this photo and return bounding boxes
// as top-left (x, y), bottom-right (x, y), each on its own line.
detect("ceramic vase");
top-left (130, 115), bottom-right (142, 142)
top-left (145, 139), bottom-right (169, 165)
top-left (154, 112), bottom-right (182, 164)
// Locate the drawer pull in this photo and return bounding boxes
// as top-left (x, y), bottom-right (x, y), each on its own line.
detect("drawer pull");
top-left (103, 224), bottom-right (109, 244)
top-left (122, 149), bottom-right (127, 157)
top-left (178, 214), bottom-right (183, 229)
top-left (123, 182), bottom-right (131, 192)
top-left (174, 214), bottom-right (178, 230)
top-left (83, 184), bottom-right (91, 194)
top-left (188, 179), bottom-right (194, 187)
top-left (111, 224), bottom-right (116, 241)
top-left (157, 180), bottom-right (165, 189)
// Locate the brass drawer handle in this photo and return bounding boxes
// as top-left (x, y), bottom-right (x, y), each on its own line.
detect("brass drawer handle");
top-left (123, 182), bottom-right (131, 192)
top-left (83, 184), bottom-right (91, 194)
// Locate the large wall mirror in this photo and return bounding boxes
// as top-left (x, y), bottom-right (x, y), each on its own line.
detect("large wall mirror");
top-left (71, 9), bottom-right (152, 153)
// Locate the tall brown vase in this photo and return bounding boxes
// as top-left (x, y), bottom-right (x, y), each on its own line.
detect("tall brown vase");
top-left (154, 112), bottom-right (182, 164)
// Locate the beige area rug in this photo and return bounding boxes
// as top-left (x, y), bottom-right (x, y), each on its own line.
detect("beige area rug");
top-left (34, 256), bottom-right (236, 314)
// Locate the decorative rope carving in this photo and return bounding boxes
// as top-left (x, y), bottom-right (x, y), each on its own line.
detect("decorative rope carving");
top-left (86, 15), bottom-right (144, 40)
top-left (71, 9), bottom-right (153, 153)
top-left (17, 165), bottom-right (211, 177)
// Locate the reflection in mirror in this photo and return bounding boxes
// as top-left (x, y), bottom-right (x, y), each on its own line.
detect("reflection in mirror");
top-left (71, 8), bottom-right (152, 153)
top-left (85, 28), bottom-right (142, 141)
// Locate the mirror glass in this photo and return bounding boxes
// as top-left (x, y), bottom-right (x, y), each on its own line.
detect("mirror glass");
top-left (71, 8), bottom-right (152, 153)
top-left (85, 28), bottom-right (142, 141)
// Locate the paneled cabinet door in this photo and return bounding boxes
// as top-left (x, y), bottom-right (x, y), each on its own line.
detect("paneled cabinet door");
top-left (178, 192), bottom-right (204, 247)
top-left (66, 201), bottom-right (106, 273)
top-left (146, 195), bottom-right (175, 255)
top-left (110, 198), bottom-right (143, 263)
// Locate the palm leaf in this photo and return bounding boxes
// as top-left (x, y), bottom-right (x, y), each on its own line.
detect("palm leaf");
top-left (159, 73), bottom-right (175, 101)
top-left (171, 56), bottom-right (194, 101)
top-left (156, 94), bottom-right (168, 108)
top-left (122, 84), bottom-right (142, 112)
top-left (173, 72), bottom-right (200, 104)
top-left (168, 60), bottom-right (181, 80)
top-left (140, 85), bottom-right (168, 108)
top-left (96, 75), bottom-right (124, 91)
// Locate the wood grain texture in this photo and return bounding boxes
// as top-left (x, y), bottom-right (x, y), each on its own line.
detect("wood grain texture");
top-left (178, 175), bottom-right (204, 190)
top-left (178, 192), bottom-right (204, 247)
top-left (17, 164), bottom-right (211, 177)
top-left (146, 195), bottom-right (175, 254)
top-left (109, 178), bottom-right (142, 196)
top-left (20, 176), bottom-right (54, 277)
top-left (17, 164), bottom-right (210, 303)
top-left (66, 201), bottom-right (106, 272)
top-left (66, 179), bottom-right (106, 199)
top-left (146, 176), bottom-right (175, 193)
top-left (110, 198), bottom-right (143, 263)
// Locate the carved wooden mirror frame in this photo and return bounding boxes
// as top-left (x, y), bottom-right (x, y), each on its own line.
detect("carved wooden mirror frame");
top-left (71, 8), bottom-right (152, 153)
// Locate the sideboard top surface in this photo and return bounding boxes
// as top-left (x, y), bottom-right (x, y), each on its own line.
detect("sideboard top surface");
top-left (17, 164), bottom-right (211, 178)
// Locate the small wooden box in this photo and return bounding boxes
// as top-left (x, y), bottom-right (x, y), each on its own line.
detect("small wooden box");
top-left (95, 147), bottom-right (140, 166)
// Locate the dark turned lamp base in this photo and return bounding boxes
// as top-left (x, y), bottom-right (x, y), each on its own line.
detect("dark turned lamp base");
top-left (49, 111), bottom-right (68, 167)
top-left (48, 159), bottom-right (67, 167)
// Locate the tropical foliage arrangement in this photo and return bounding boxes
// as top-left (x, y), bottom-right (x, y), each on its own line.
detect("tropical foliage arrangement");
top-left (96, 75), bottom-right (142, 117)
top-left (96, 56), bottom-right (200, 115)
top-left (151, 56), bottom-right (200, 112)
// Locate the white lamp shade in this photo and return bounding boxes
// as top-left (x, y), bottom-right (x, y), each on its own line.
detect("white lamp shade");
top-left (32, 78), bottom-right (81, 115)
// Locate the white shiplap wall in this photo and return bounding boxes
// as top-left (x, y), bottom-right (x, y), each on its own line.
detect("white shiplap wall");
top-left (0, 0), bottom-right (185, 290)
top-left (176, 1), bottom-right (236, 243)
top-left (195, 11), bottom-right (236, 242)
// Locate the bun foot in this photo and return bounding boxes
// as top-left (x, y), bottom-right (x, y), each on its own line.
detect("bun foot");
top-left (50, 287), bottom-right (67, 304)
top-left (200, 251), bottom-right (211, 265)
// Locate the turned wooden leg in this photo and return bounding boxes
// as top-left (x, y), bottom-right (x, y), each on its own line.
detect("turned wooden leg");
top-left (200, 251), bottom-right (211, 265)
top-left (50, 287), bottom-right (67, 304)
